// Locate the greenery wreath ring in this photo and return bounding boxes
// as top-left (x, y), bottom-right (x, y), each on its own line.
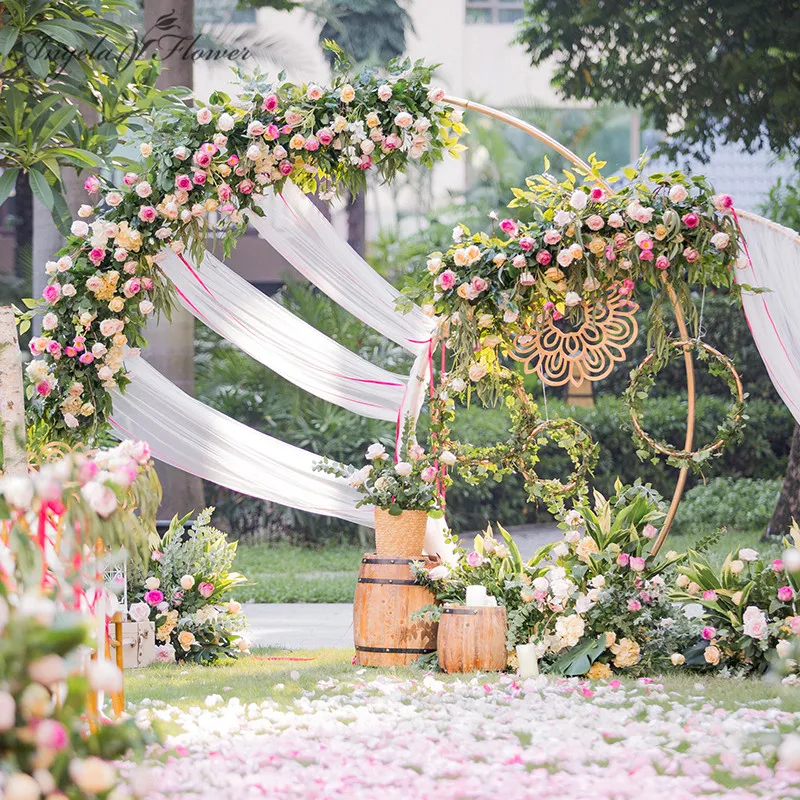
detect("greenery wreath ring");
top-left (626, 339), bottom-right (746, 470)
top-left (517, 416), bottom-right (599, 500)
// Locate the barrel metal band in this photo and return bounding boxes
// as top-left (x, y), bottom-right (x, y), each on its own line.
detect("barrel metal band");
top-left (362, 557), bottom-right (417, 565)
top-left (442, 608), bottom-right (479, 615)
top-left (355, 645), bottom-right (436, 654)
top-left (357, 577), bottom-right (418, 586)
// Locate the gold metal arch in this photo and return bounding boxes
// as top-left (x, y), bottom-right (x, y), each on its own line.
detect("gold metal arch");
top-left (443, 95), bottom-right (695, 555)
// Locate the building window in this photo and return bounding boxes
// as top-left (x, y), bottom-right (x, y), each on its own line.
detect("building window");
top-left (466, 0), bottom-right (524, 24)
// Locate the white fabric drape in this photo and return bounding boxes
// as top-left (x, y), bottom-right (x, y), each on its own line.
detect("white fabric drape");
top-left (736, 210), bottom-right (800, 424)
top-left (248, 183), bottom-right (435, 354)
top-left (109, 357), bottom-right (373, 528)
top-left (160, 249), bottom-right (408, 422)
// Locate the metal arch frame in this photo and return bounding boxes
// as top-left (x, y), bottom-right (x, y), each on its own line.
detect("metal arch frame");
top-left (443, 95), bottom-right (695, 555)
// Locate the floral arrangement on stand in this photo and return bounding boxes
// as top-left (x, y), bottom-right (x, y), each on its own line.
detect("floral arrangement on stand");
top-left (416, 480), bottom-right (700, 677)
top-left (127, 509), bottom-right (249, 665)
top-left (20, 58), bottom-right (466, 444)
top-left (672, 523), bottom-right (800, 677)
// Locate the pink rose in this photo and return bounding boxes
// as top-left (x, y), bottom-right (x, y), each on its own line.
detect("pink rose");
top-left (466, 551), bottom-right (486, 568)
top-left (702, 626), bottom-right (717, 640)
top-left (304, 136), bottom-right (319, 152)
top-left (279, 160), bottom-right (294, 176)
top-left (778, 586), bottom-right (795, 602)
top-left (123, 278), bottom-right (141, 297)
top-left (84, 175), bottom-right (100, 194)
top-left (630, 556), bottom-right (646, 572)
top-left (499, 218), bottom-right (518, 237)
top-left (175, 174), bottom-right (193, 191)
top-left (144, 590), bottom-right (164, 605)
top-left (772, 559), bottom-right (785, 573)
top-left (712, 193), bottom-right (733, 212)
top-left (683, 247), bottom-right (700, 263)
top-left (138, 205), bottom-right (157, 223)
top-left (642, 523), bottom-right (657, 539)
top-left (265, 124), bottom-right (280, 141)
top-left (586, 214), bottom-right (605, 231)
top-left (616, 553), bottom-right (630, 567)
top-left (193, 151), bottom-right (212, 168)
top-left (627, 599), bottom-right (642, 612)
top-left (682, 212), bottom-right (700, 229)
top-left (383, 133), bottom-right (401, 150)
top-left (589, 187), bottom-right (605, 202)
top-left (702, 590), bottom-right (718, 601)
top-left (36, 719), bottom-right (69, 751)
top-left (359, 154), bottom-right (372, 170)
top-left (605, 244), bottom-right (617, 261)
top-left (471, 276), bottom-right (488, 293)
top-left (192, 171), bottom-right (207, 186)
top-left (317, 128), bottom-right (334, 146)
top-left (535, 250), bottom-right (552, 266)
top-left (88, 247), bottom-right (106, 266)
top-left (35, 380), bottom-right (52, 397)
top-left (543, 229), bottom-right (561, 245)
top-left (42, 284), bottom-right (60, 303)
top-left (656, 255), bottom-right (670, 270)
top-left (198, 582), bottom-right (215, 598)
top-left (142, 277), bottom-right (154, 290)
top-left (238, 179), bottom-right (254, 195)
top-left (438, 269), bottom-right (456, 290)
top-left (420, 466), bottom-right (438, 483)
top-left (518, 236), bottom-right (535, 252)
top-left (151, 550), bottom-right (163, 562)
top-left (46, 341), bottom-right (61, 358)
top-left (262, 94), bottom-right (278, 112)
top-left (65, 346), bottom-right (77, 358)
top-left (217, 183), bottom-right (232, 202)
top-left (123, 172), bottom-right (138, 186)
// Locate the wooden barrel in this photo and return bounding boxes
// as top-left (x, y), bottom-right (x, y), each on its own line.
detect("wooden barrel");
top-left (353, 554), bottom-right (439, 667)
top-left (437, 606), bottom-right (508, 673)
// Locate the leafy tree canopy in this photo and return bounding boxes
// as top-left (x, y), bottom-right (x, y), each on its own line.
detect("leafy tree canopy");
top-left (516, 1), bottom-right (800, 161)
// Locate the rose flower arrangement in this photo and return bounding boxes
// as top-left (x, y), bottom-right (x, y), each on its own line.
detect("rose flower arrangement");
top-left (672, 524), bottom-right (800, 677)
top-left (22, 59), bottom-right (465, 445)
top-left (127, 508), bottom-right (249, 665)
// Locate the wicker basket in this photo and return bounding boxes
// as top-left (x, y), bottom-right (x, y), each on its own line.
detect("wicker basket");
top-left (373, 508), bottom-right (428, 556)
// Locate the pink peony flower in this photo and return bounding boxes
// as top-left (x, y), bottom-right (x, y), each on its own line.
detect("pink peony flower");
top-left (702, 626), bottom-right (717, 640)
top-left (438, 269), bottom-right (457, 291)
top-left (778, 586), bottom-right (795, 602)
top-left (639, 249), bottom-right (654, 262)
top-left (84, 175), bottom-right (100, 194)
top-left (144, 590), bottom-right (164, 606)
top-left (682, 212), bottom-right (700, 228)
top-left (466, 551), bottom-right (486, 568)
top-left (198, 582), bottom-right (215, 598)
top-left (65, 346), bottom-right (77, 358)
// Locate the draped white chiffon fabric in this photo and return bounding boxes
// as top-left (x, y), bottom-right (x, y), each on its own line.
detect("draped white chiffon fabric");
top-left (248, 183), bottom-right (435, 354)
top-left (110, 357), bottom-right (373, 527)
top-left (160, 249), bottom-right (408, 422)
top-left (736, 210), bottom-right (800, 425)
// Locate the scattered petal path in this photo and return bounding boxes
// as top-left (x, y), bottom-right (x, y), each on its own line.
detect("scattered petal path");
top-left (126, 675), bottom-right (800, 799)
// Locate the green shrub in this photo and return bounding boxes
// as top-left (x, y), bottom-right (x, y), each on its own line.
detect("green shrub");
top-left (671, 478), bottom-right (782, 536)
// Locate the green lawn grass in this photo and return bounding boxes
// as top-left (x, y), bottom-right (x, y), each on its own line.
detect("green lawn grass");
top-left (232, 528), bottom-right (776, 604)
top-left (125, 648), bottom-right (800, 716)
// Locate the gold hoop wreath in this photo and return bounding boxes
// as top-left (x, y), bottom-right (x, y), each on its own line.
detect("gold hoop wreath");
top-left (510, 292), bottom-right (639, 387)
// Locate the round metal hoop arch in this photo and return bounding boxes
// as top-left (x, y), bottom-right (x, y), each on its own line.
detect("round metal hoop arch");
top-left (443, 95), bottom-right (695, 555)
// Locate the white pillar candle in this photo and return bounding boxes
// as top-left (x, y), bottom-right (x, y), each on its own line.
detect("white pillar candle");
top-left (465, 585), bottom-right (488, 607)
top-left (516, 643), bottom-right (539, 678)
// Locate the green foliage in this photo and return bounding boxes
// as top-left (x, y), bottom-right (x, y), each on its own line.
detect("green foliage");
top-left (761, 174), bottom-right (800, 232)
top-left (516, 0), bottom-right (800, 163)
top-left (673, 478), bottom-right (782, 536)
top-left (0, 0), bottom-right (188, 230)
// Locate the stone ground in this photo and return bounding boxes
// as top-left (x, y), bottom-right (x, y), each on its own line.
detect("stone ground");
top-left (244, 522), bottom-right (560, 650)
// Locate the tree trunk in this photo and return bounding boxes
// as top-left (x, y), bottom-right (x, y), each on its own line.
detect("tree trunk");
top-left (0, 306), bottom-right (27, 474)
top-left (347, 188), bottom-right (366, 257)
top-left (14, 172), bottom-right (32, 280)
top-left (142, 0), bottom-right (204, 520)
top-left (767, 423), bottom-right (800, 537)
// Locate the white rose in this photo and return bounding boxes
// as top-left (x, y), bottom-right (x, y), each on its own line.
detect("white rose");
top-left (365, 443), bottom-right (387, 461)
top-left (569, 190), bottom-right (588, 210)
top-left (139, 142), bottom-right (153, 156)
top-left (227, 600), bottom-right (242, 615)
top-left (377, 84), bottom-right (393, 101)
top-left (552, 542), bottom-right (569, 558)
top-left (41, 312), bottom-right (57, 331)
top-left (0, 475), bottom-right (34, 508)
top-left (427, 565), bottom-right (450, 581)
top-left (394, 111), bottom-right (414, 128)
top-left (180, 575), bottom-right (195, 590)
top-left (87, 660), bottom-right (123, 693)
top-left (739, 548), bottom-right (759, 562)
top-left (128, 601), bottom-right (150, 623)
top-left (71, 220), bottom-right (89, 237)
top-left (144, 577), bottom-right (160, 591)
top-left (80, 481), bottom-right (118, 518)
top-left (468, 363), bottom-right (487, 382)
top-left (70, 757), bottom-right (117, 795)
top-left (78, 204), bottom-right (93, 218)
top-left (564, 291), bottom-right (582, 307)
top-left (139, 300), bottom-right (155, 315)
top-left (449, 377), bottom-right (466, 392)
top-left (394, 461), bottom-right (413, 477)
top-left (668, 184), bottom-right (688, 203)
top-left (4, 773), bottom-right (41, 800)
top-left (196, 107), bottom-right (213, 125)
top-left (218, 113), bottom-right (235, 131)
top-left (64, 412), bottom-right (80, 429)
top-left (440, 450), bottom-right (457, 467)
top-left (777, 639), bottom-right (793, 659)
top-left (710, 232), bottom-right (730, 250)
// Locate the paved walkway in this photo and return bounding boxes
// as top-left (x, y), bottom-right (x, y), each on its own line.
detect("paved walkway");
top-left (244, 522), bottom-right (562, 649)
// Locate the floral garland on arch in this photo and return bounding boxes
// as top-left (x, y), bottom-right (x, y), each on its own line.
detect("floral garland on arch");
top-left (20, 59), bottom-right (467, 442)
top-left (401, 157), bottom-right (742, 406)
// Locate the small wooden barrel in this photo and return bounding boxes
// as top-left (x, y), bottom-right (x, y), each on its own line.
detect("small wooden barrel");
top-left (437, 605), bottom-right (508, 673)
top-left (353, 554), bottom-right (439, 667)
